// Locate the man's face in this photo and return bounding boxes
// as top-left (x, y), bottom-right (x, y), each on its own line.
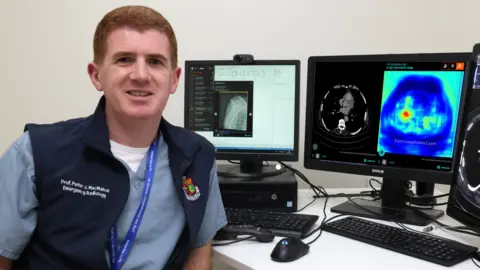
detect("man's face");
top-left (88, 27), bottom-right (181, 119)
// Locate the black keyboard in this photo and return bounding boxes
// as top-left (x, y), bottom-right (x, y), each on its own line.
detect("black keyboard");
top-left (225, 207), bottom-right (319, 238)
top-left (322, 216), bottom-right (478, 267)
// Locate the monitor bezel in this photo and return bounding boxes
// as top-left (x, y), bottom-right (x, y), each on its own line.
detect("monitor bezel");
top-left (303, 52), bottom-right (471, 185)
top-left (446, 46), bottom-right (480, 234)
top-left (184, 59), bottom-right (301, 162)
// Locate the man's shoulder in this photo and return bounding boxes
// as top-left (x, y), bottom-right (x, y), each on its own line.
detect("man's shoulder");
top-left (24, 116), bottom-right (91, 134)
top-left (23, 116), bottom-right (94, 154)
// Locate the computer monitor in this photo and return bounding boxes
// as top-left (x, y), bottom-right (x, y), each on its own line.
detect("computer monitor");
top-left (304, 52), bottom-right (471, 226)
top-left (184, 59), bottom-right (300, 178)
top-left (447, 45), bottom-right (480, 237)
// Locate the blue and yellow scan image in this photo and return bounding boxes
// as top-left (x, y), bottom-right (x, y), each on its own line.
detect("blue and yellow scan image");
top-left (377, 71), bottom-right (464, 158)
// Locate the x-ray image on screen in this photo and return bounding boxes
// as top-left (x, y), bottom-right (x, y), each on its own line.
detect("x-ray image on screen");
top-left (220, 94), bottom-right (248, 131)
top-left (213, 80), bottom-right (254, 137)
top-left (319, 84), bottom-right (369, 136)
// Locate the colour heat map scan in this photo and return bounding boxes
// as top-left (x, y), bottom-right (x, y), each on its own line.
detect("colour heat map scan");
top-left (377, 71), bottom-right (464, 158)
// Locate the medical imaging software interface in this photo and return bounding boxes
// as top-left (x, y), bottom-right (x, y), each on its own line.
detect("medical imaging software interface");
top-left (310, 61), bottom-right (466, 171)
top-left (186, 64), bottom-right (297, 154)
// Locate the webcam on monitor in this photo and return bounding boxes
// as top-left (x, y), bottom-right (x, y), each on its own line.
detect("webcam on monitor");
top-left (233, 54), bottom-right (254, 64)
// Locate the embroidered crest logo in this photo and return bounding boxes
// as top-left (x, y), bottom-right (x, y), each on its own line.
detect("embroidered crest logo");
top-left (182, 176), bottom-right (200, 201)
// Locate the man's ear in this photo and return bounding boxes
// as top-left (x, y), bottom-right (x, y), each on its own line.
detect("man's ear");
top-left (170, 67), bottom-right (182, 95)
top-left (87, 62), bottom-right (103, 91)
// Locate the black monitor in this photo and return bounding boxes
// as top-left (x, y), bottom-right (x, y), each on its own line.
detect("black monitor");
top-left (304, 52), bottom-right (471, 226)
top-left (184, 59), bottom-right (301, 178)
top-left (447, 44), bottom-right (480, 238)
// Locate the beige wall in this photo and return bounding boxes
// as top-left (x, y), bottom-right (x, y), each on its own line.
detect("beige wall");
top-left (1, 0), bottom-right (478, 188)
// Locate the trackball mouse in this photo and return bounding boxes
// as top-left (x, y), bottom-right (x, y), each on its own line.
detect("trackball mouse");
top-left (270, 237), bottom-right (309, 262)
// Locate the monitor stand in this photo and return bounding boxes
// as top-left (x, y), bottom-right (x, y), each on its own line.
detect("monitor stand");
top-left (412, 181), bottom-right (437, 205)
top-left (217, 158), bottom-right (287, 179)
top-left (330, 177), bottom-right (444, 226)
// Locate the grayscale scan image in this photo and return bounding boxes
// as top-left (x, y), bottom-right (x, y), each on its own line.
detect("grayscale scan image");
top-left (221, 94), bottom-right (248, 131)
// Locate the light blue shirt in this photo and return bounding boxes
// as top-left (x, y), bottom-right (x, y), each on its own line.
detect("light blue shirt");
top-left (0, 132), bottom-right (227, 269)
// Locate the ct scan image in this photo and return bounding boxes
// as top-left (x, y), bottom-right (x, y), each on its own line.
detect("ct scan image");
top-left (457, 110), bottom-right (480, 209)
top-left (219, 93), bottom-right (248, 131)
top-left (319, 84), bottom-right (369, 136)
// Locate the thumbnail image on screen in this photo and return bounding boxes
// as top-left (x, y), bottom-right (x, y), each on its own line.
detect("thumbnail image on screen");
top-left (213, 81), bottom-right (253, 137)
top-left (220, 94), bottom-right (248, 131)
top-left (377, 71), bottom-right (464, 158)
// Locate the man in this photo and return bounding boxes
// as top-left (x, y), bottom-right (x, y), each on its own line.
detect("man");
top-left (0, 5), bottom-right (227, 270)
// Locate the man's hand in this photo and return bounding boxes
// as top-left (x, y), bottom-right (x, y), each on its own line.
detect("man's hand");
top-left (183, 241), bottom-right (212, 270)
top-left (0, 256), bottom-right (12, 270)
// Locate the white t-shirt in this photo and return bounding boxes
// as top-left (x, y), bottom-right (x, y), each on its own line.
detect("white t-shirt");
top-left (109, 140), bottom-right (149, 172)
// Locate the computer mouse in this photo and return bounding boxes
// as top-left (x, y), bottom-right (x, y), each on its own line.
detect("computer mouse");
top-left (270, 237), bottom-right (309, 262)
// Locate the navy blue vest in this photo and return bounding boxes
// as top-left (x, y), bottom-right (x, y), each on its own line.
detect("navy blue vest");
top-left (13, 97), bottom-right (215, 270)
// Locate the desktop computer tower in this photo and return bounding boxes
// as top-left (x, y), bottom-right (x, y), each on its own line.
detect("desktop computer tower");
top-left (217, 168), bottom-right (298, 213)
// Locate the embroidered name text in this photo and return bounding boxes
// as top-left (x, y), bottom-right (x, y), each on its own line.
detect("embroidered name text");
top-left (60, 179), bottom-right (110, 199)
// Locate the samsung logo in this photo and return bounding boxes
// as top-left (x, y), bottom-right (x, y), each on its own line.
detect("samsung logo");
top-left (372, 169), bottom-right (384, 174)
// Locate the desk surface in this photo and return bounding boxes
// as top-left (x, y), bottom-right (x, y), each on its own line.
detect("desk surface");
top-left (213, 188), bottom-right (480, 270)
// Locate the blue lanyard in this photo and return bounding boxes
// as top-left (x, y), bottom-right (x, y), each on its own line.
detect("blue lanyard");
top-left (107, 137), bottom-right (159, 270)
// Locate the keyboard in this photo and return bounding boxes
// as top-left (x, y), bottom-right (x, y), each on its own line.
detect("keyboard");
top-left (322, 216), bottom-right (478, 267)
top-left (225, 207), bottom-right (319, 238)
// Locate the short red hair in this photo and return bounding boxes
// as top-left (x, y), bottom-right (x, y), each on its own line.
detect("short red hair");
top-left (93, 5), bottom-right (178, 68)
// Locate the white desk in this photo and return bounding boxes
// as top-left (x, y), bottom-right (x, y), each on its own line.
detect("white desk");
top-left (213, 188), bottom-right (480, 270)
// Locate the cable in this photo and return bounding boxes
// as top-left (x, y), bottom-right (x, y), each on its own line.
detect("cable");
top-left (407, 205), bottom-right (480, 238)
top-left (414, 193), bottom-right (449, 199)
top-left (472, 256), bottom-right (480, 268)
top-left (304, 196), bottom-right (329, 245)
top-left (445, 227), bottom-right (480, 237)
top-left (408, 201), bottom-right (449, 207)
top-left (278, 162), bottom-right (387, 245)
top-left (277, 161), bottom-right (337, 245)
top-left (227, 160), bottom-right (270, 166)
top-left (422, 224), bottom-right (467, 233)
top-left (297, 197), bottom-right (317, 212)
top-left (212, 236), bottom-right (254, 246)
top-left (278, 161), bottom-right (379, 201)
top-left (407, 205), bottom-right (456, 229)
top-left (367, 176), bottom-right (449, 208)
top-left (301, 214), bottom-right (347, 239)
top-left (407, 181), bottom-right (413, 189)
top-left (313, 190), bottom-right (379, 198)
top-left (278, 161), bottom-right (327, 197)
top-left (227, 160), bottom-right (240, 164)
top-left (369, 178), bottom-right (382, 191)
